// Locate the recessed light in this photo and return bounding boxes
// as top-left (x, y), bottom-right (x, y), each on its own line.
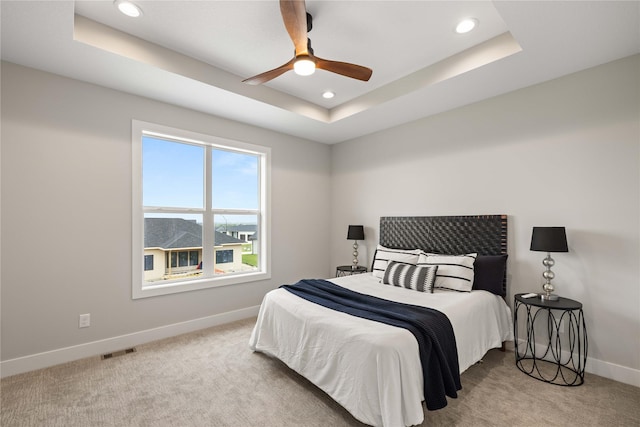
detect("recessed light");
top-left (456, 18), bottom-right (477, 34)
top-left (322, 91), bottom-right (335, 99)
top-left (115, 0), bottom-right (142, 18)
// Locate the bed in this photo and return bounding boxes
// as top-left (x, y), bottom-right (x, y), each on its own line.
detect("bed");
top-left (249, 215), bottom-right (513, 427)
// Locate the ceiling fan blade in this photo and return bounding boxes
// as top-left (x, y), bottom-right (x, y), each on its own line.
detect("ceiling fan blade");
top-left (280, 0), bottom-right (309, 55)
top-left (314, 56), bottom-right (373, 82)
top-left (242, 58), bottom-right (296, 85)
top-left (244, 1), bottom-right (374, 85)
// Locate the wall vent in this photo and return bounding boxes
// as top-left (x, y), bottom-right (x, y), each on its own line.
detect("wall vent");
top-left (101, 348), bottom-right (136, 360)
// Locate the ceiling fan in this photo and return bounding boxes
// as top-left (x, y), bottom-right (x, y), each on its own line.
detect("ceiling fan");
top-left (243, 0), bottom-right (373, 85)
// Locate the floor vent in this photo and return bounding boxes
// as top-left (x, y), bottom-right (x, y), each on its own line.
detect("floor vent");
top-left (101, 348), bottom-right (136, 360)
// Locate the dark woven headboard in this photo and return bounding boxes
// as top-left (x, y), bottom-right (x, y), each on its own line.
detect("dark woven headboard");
top-left (379, 215), bottom-right (507, 255)
top-left (379, 215), bottom-right (508, 293)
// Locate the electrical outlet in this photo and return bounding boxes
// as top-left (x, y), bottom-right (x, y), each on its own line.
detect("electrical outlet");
top-left (79, 313), bottom-right (91, 328)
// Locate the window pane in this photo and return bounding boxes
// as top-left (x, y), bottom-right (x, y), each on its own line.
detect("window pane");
top-left (216, 249), bottom-right (234, 264)
top-left (211, 149), bottom-right (258, 209)
top-left (144, 255), bottom-right (154, 271)
top-left (143, 136), bottom-right (204, 208)
top-left (143, 213), bottom-right (203, 283)
top-left (189, 251), bottom-right (199, 266)
top-left (178, 251), bottom-right (189, 267)
top-left (214, 214), bottom-right (259, 275)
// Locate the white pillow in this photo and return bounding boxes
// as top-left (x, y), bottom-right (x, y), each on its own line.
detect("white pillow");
top-left (372, 245), bottom-right (421, 279)
top-left (417, 252), bottom-right (477, 292)
top-left (383, 261), bottom-right (438, 293)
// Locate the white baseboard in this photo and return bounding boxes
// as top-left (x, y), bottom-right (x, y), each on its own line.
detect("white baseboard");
top-left (586, 357), bottom-right (640, 388)
top-left (0, 305), bottom-right (260, 379)
top-left (514, 338), bottom-right (640, 388)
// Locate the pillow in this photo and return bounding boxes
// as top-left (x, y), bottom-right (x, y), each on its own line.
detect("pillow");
top-left (417, 252), bottom-right (477, 292)
top-left (372, 245), bottom-right (421, 279)
top-left (383, 261), bottom-right (438, 293)
top-left (473, 254), bottom-right (508, 296)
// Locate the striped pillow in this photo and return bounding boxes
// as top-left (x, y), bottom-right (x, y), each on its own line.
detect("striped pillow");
top-left (383, 261), bottom-right (439, 293)
top-left (417, 252), bottom-right (477, 292)
top-left (372, 245), bottom-right (421, 279)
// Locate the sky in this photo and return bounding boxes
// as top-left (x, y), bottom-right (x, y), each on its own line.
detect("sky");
top-left (142, 136), bottom-right (259, 224)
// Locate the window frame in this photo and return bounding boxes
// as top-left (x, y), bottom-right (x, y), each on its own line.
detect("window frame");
top-left (132, 120), bottom-right (271, 299)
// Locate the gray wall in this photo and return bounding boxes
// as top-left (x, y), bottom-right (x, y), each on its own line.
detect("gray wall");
top-left (330, 55), bottom-right (640, 380)
top-left (1, 62), bottom-right (331, 361)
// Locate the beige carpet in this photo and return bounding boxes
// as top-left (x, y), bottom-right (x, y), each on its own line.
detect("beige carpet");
top-left (2, 317), bottom-right (639, 427)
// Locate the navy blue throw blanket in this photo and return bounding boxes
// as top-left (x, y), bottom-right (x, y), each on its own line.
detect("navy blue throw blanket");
top-left (280, 279), bottom-right (461, 411)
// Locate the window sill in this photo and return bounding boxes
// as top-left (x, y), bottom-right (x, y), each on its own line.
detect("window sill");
top-left (132, 270), bottom-right (271, 299)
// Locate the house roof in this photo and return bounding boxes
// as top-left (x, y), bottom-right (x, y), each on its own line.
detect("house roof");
top-left (144, 218), bottom-right (244, 249)
top-left (221, 224), bottom-right (257, 233)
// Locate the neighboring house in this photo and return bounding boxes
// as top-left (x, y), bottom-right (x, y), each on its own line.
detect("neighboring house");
top-left (144, 217), bottom-right (247, 282)
top-left (218, 224), bottom-right (257, 243)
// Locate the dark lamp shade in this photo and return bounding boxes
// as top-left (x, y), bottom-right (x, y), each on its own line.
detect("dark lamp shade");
top-left (530, 227), bottom-right (568, 252)
top-left (347, 225), bottom-right (365, 240)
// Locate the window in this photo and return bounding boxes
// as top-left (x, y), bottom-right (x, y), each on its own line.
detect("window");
top-left (190, 251), bottom-right (199, 266)
top-left (216, 249), bottom-right (234, 264)
top-left (132, 120), bottom-right (270, 299)
top-left (166, 251), bottom-right (200, 268)
top-left (144, 255), bottom-right (154, 271)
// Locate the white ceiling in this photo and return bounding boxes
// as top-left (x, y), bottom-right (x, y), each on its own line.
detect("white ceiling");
top-left (2, 1), bottom-right (639, 144)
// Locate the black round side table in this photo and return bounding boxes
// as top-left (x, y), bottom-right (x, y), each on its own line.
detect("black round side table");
top-left (514, 293), bottom-right (588, 386)
top-left (336, 265), bottom-right (367, 277)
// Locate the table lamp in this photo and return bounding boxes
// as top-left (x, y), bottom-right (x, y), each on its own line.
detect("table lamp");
top-left (347, 225), bottom-right (365, 269)
top-left (530, 226), bottom-right (568, 301)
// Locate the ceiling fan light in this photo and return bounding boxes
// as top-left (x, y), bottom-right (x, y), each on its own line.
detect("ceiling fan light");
top-left (115, 0), bottom-right (142, 18)
top-left (456, 18), bottom-right (477, 34)
top-left (294, 58), bottom-right (316, 76)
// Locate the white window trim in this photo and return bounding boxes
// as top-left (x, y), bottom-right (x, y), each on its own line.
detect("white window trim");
top-left (132, 120), bottom-right (271, 299)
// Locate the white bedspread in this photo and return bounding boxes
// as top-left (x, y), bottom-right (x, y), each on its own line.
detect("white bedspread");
top-left (249, 273), bottom-right (513, 427)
